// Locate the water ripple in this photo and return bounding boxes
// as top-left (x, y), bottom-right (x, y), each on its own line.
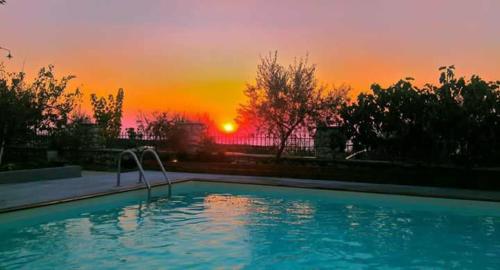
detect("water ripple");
top-left (1, 183), bottom-right (500, 269)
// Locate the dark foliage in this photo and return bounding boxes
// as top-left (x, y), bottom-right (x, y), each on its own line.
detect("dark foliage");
top-left (341, 66), bottom-right (500, 166)
top-left (0, 65), bottom-right (80, 164)
top-left (136, 112), bottom-right (191, 152)
top-left (238, 51), bottom-right (348, 159)
top-left (90, 88), bottom-right (124, 145)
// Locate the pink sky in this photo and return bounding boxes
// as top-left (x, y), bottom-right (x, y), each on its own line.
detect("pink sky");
top-left (1, 0), bottom-right (499, 129)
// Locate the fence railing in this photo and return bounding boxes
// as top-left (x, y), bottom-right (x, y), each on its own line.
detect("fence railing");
top-left (210, 134), bottom-right (315, 156)
top-left (22, 132), bottom-right (317, 156)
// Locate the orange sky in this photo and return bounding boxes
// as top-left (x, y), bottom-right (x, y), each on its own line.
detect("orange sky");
top-left (1, 0), bottom-right (499, 128)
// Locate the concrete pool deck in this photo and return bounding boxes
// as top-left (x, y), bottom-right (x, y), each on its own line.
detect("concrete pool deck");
top-left (1, 170), bottom-right (500, 212)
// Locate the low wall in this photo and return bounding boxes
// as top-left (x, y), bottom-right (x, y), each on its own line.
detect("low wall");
top-left (157, 160), bottom-right (500, 191)
top-left (0, 166), bottom-right (82, 184)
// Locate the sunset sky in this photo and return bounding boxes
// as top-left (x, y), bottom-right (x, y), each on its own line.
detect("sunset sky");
top-left (1, 0), bottom-right (499, 129)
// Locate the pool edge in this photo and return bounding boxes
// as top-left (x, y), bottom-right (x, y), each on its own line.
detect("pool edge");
top-left (2, 176), bottom-right (500, 214)
top-left (0, 179), bottom-right (190, 214)
top-left (188, 178), bottom-right (500, 203)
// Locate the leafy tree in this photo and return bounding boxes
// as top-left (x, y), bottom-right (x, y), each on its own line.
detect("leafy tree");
top-left (90, 88), bottom-right (124, 144)
top-left (0, 65), bottom-right (80, 164)
top-left (137, 112), bottom-right (173, 140)
top-left (64, 112), bottom-right (95, 150)
top-left (31, 66), bottom-right (81, 134)
top-left (0, 70), bottom-right (36, 165)
top-left (431, 66), bottom-right (500, 164)
top-left (341, 66), bottom-right (500, 165)
top-left (137, 111), bottom-right (189, 151)
top-left (238, 52), bottom-right (348, 159)
top-left (342, 78), bottom-right (435, 160)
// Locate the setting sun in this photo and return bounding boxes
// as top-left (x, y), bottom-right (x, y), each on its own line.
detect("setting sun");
top-left (222, 122), bottom-right (236, 133)
top-left (1, 1), bottom-right (500, 269)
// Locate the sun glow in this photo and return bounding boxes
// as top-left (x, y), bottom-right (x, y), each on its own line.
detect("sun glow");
top-left (222, 122), bottom-right (236, 133)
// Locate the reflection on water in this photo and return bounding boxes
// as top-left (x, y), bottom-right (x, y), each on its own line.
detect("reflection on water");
top-left (204, 194), bottom-right (252, 224)
top-left (1, 182), bottom-right (500, 270)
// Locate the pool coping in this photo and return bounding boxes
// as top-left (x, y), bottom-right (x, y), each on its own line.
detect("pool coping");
top-left (1, 173), bottom-right (500, 214)
top-left (188, 177), bottom-right (500, 203)
top-left (0, 178), bottom-right (186, 214)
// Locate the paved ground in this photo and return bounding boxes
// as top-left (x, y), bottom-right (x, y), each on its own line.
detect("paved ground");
top-left (1, 170), bottom-right (500, 212)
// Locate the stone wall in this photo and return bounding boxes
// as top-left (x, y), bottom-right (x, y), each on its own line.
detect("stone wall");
top-left (314, 126), bottom-right (346, 159)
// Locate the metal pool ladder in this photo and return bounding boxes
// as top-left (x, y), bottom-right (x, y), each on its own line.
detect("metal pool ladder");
top-left (139, 147), bottom-right (171, 194)
top-left (116, 147), bottom-right (171, 194)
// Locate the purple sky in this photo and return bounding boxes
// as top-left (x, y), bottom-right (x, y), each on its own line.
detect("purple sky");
top-left (1, 0), bottom-right (499, 127)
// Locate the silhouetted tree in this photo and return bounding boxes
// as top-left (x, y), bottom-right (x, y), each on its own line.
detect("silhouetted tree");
top-left (342, 66), bottom-right (500, 165)
top-left (31, 66), bottom-right (81, 134)
top-left (137, 112), bottom-right (173, 141)
top-left (431, 66), bottom-right (500, 164)
top-left (90, 88), bottom-right (124, 144)
top-left (0, 65), bottom-right (80, 165)
top-left (64, 112), bottom-right (95, 150)
top-left (239, 52), bottom-right (348, 159)
top-left (137, 111), bottom-right (189, 151)
top-left (0, 70), bottom-right (35, 165)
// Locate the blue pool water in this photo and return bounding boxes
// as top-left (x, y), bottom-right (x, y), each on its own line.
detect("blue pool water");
top-left (1, 181), bottom-right (500, 269)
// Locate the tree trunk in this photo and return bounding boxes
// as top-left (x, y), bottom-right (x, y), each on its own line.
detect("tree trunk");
top-left (275, 125), bottom-right (300, 160)
top-left (276, 141), bottom-right (287, 160)
top-left (276, 130), bottom-right (294, 160)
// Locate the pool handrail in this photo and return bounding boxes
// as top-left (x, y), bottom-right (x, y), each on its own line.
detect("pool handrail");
top-left (116, 149), bottom-right (151, 191)
top-left (345, 149), bottom-right (368, 160)
top-left (139, 146), bottom-right (171, 192)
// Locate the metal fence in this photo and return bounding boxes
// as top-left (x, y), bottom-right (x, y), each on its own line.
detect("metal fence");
top-left (23, 132), bottom-right (317, 156)
top-left (117, 132), bottom-right (316, 155)
top-left (210, 134), bottom-right (315, 156)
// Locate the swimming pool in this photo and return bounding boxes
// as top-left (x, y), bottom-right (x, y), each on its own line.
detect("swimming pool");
top-left (1, 181), bottom-right (499, 269)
